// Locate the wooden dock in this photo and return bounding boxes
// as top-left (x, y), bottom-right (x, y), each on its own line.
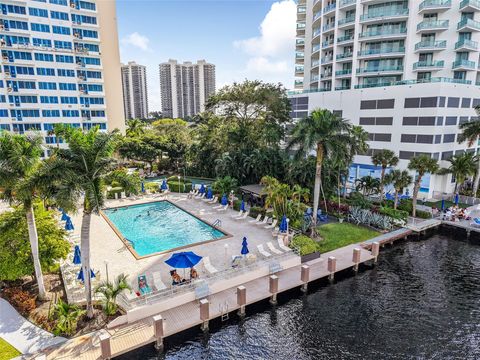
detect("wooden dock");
top-left (37, 244), bottom-right (376, 360)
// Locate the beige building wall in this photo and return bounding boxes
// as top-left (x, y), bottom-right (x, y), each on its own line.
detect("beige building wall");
top-left (97, 0), bottom-right (126, 134)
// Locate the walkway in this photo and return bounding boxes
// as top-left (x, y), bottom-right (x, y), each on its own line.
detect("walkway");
top-left (0, 298), bottom-right (66, 355)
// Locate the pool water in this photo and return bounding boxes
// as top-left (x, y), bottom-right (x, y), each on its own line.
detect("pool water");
top-left (103, 201), bottom-right (225, 257)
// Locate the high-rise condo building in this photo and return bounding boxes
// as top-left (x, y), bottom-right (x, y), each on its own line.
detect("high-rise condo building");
top-left (291, 0), bottom-right (480, 197)
top-left (0, 0), bottom-right (125, 156)
top-left (159, 59), bottom-right (215, 119)
top-left (121, 61), bottom-right (148, 120)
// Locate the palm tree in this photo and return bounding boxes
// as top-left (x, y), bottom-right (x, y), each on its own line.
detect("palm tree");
top-left (53, 299), bottom-right (86, 336)
top-left (371, 149), bottom-right (399, 195)
top-left (94, 274), bottom-right (131, 316)
top-left (408, 155), bottom-right (439, 217)
top-left (47, 128), bottom-right (119, 318)
top-left (438, 152), bottom-right (477, 192)
top-left (355, 176), bottom-right (381, 197)
top-left (384, 170), bottom-right (412, 210)
top-left (458, 108), bottom-right (480, 194)
top-left (0, 133), bottom-right (47, 299)
top-left (287, 109), bottom-right (352, 228)
top-left (126, 118), bottom-right (146, 137)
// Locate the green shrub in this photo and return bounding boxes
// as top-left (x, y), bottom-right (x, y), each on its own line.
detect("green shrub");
top-left (290, 235), bottom-right (319, 256)
top-left (397, 199), bottom-right (413, 213)
top-left (379, 207), bottom-right (408, 222)
top-left (167, 180), bottom-right (192, 193)
top-left (347, 192), bottom-right (372, 209)
top-left (145, 183), bottom-right (159, 193)
top-left (233, 199), bottom-right (242, 211)
top-left (107, 186), bottom-right (123, 199)
top-left (416, 210), bottom-right (432, 219)
top-left (249, 206), bottom-right (265, 219)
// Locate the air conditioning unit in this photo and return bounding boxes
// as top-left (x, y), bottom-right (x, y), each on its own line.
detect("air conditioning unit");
top-left (2, 55), bottom-right (8, 61)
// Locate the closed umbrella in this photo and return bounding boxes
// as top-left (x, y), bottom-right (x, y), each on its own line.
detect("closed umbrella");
top-left (206, 188), bottom-right (213, 199)
top-left (65, 218), bottom-right (74, 231)
top-left (240, 200), bottom-right (245, 212)
top-left (441, 198), bottom-right (445, 211)
top-left (241, 237), bottom-right (249, 255)
top-left (221, 194), bottom-right (228, 206)
top-left (73, 245), bottom-right (81, 265)
top-left (77, 268), bottom-right (95, 282)
top-left (61, 211), bottom-right (68, 221)
top-left (279, 215), bottom-right (288, 233)
top-left (454, 193), bottom-right (459, 205)
top-left (141, 181), bottom-right (145, 193)
top-left (199, 184), bottom-right (205, 194)
top-left (161, 179), bottom-right (168, 191)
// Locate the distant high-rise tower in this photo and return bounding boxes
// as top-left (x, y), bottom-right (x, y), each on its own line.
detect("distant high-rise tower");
top-left (159, 59), bottom-right (215, 119)
top-left (121, 61), bottom-right (148, 120)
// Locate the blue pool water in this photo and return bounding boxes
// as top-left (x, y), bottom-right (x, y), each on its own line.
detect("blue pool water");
top-left (103, 201), bottom-right (225, 256)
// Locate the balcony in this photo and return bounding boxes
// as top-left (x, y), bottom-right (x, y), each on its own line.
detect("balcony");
top-left (294, 80), bottom-right (303, 88)
top-left (322, 22), bottom-right (336, 32)
top-left (311, 59), bottom-right (320, 68)
top-left (296, 22), bottom-right (306, 30)
top-left (356, 65), bottom-right (404, 74)
top-left (313, 27), bottom-right (321, 38)
top-left (359, 28), bottom-right (407, 39)
top-left (418, 0), bottom-right (451, 13)
top-left (338, 16), bottom-right (356, 27)
top-left (336, 52), bottom-right (353, 60)
top-left (412, 60), bottom-right (445, 71)
top-left (321, 56), bottom-right (334, 64)
top-left (311, 74), bottom-right (320, 82)
top-left (414, 40), bottom-right (447, 51)
top-left (323, 3), bottom-right (336, 14)
top-left (335, 85), bottom-right (351, 90)
top-left (320, 73), bottom-right (332, 79)
top-left (417, 20), bottom-right (449, 32)
top-left (312, 43), bottom-right (321, 53)
top-left (335, 69), bottom-right (352, 76)
top-left (322, 39), bottom-right (334, 48)
top-left (359, 8), bottom-right (409, 23)
top-left (339, 0), bottom-right (356, 9)
top-left (357, 47), bottom-right (405, 57)
top-left (295, 66), bottom-right (304, 75)
top-left (337, 34), bottom-right (355, 43)
top-left (460, 0), bottom-right (480, 11)
top-left (297, 6), bottom-right (306, 13)
top-left (313, 11), bottom-right (322, 23)
top-left (457, 18), bottom-right (480, 31)
top-left (452, 59), bottom-right (476, 70)
top-left (455, 38), bottom-right (479, 51)
top-left (295, 52), bottom-right (304, 59)
top-left (296, 39), bottom-right (305, 49)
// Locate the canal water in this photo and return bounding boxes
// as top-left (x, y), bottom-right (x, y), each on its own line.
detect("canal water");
top-left (117, 230), bottom-right (480, 360)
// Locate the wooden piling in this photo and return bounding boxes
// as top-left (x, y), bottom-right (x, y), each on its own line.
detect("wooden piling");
top-left (352, 248), bottom-right (361, 272)
top-left (328, 256), bottom-right (336, 282)
top-left (99, 331), bottom-right (112, 360)
top-left (153, 315), bottom-right (164, 351)
top-left (200, 299), bottom-right (209, 331)
top-left (300, 265), bottom-right (309, 292)
top-left (371, 242), bottom-right (380, 264)
top-left (237, 285), bottom-right (246, 316)
top-left (269, 275), bottom-right (279, 305)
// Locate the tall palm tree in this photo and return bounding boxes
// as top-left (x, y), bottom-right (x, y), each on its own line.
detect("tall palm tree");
top-left (355, 176), bottom-right (381, 196)
top-left (47, 128), bottom-right (119, 318)
top-left (438, 152), bottom-right (477, 192)
top-left (408, 155), bottom-right (439, 217)
top-left (0, 133), bottom-right (47, 299)
top-left (384, 170), bottom-right (412, 210)
top-left (287, 109), bottom-right (352, 228)
top-left (371, 149), bottom-right (399, 195)
top-left (458, 108), bottom-right (480, 194)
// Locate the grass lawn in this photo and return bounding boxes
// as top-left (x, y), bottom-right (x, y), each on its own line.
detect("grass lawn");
top-left (316, 222), bottom-right (379, 253)
top-left (0, 338), bottom-right (20, 360)
top-left (424, 200), bottom-right (469, 209)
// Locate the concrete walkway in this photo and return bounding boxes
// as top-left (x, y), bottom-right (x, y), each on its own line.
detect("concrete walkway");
top-left (0, 298), bottom-right (66, 356)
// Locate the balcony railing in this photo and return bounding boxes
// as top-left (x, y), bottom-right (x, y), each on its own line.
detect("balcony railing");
top-left (294, 80), bottom-right (303, 87)
top-left (296, 22), bottom-right (306, 29)
top-left (295, 66), bottom-right (304, 73)
top-left (295, 52), bottom-right (305, 59)
top-left (417, 20), bottom-right (449, 31)
top-left (460, 0), bottom-right (480, 10)
top-left (357, 47), bottom-right (405, 56)
top-left (336, 52), bottom-right (353, 59)
top-left (313, 11), bottom-right (321, 21)
top-left (322, 23), bottom-right (335, 31)
top-left (335, 69), bottom-right (352, 75)
top-left (457, 18), bottom-right (480, 31)
top-left (320, 73), bottom-right (332, 79)
top-left (312, 43), bottom-right (321, 53)
top-left (311, 75), bottom-right (320, 82)
top-left (322, 40), bottom-right (334, 48)
top-left (455, 38), bottom-right (478, 50)
top-left (452, 59), bottom-right (476, 69)
top-left (414, 40), bottom-right (447, 50)
top-left (413, 60), bottom-right (445, 70)
top-left (360, 8), bottom-right (409, 21)
top-left (335, 85), bottom-right (351, 90)
top-left (321, 56), bottom-right (334, 64)
top-left (419, 0), bottom-right (452, 12)
top-left (359, 28), bottom-right (407, 38)
top-left (337, 34), bottom-right (354, 42)
top-left (313, 27), bottom-right (321, 37)
top-left (356, 65), bottom-right (404, 73)
top-left (323, 3), bottom-right (336, 13)
top-left (312, 59), bottom-right (320, 67)
top-left (338, 16), bottom-right (356, 26)
top-left (339, 0), bottom-right (356, 8)
top-left (296, 39), bottom-right (305, 45)
top-left (297, 6), bottom-right (306, 13)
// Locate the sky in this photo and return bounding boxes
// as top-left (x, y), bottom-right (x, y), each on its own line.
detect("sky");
top-left (116, 0), bottom-right (297, 112)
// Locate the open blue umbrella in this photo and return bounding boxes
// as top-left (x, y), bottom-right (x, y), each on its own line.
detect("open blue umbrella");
top-left (241, 237), bottom-right (249, 255)
top-left (141, 181), bottom-right (145, 193)
top-left (199, 184), bottom-right (205, 194)
top-left (240, 200), bottom-right (245, 212)
top-left (279, 215), bottom-right (288, 233)
top-left (73, 245), bottom-right (81, 265)
top-left (454, 193), bottom-right (459, 205)
top-left (206, 188), bottom-right (213, 199)
top-left (65, 218), bottom-right (74, 231)
top-left (221, 194), bottom-right (228, 205)
top-left (77, 268), bottom-right (95, 282)
top-left (161, 179), bottom-right (168, 190)
top-left (61, 211), bottom-right (68, 221)
top-left (441, 198), bottom-right (445, 211)
top-left (165, 251), bottom-right (203, 268)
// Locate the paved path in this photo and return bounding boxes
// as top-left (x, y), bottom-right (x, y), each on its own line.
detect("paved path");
top-left (0, 298), bottom-right (66, 355)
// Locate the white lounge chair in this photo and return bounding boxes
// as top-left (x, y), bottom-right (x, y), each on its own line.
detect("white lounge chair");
top-left (212, 203), bottom-right (224, 209)
top-left (152, 271), bottom-right (167, 291)
top-left (257, 244), bottom-right (271, 257)
top-left (230, 210), bottom-right (244, 218)
top-left (277, 236), bottom-right (292, 252)
top-left (264, 219), bottom-right (278, 229)
top-left (207, 196), bottom-right (218, 204)
top-left (216, 204), bottom-right (228, 212)
top-left (271, 227), bottom-right (280, 237)
top-left (267, 241), bottom-right (282, 255)
top-left (235, 211), bottom-right (249, 220)
top-left (196, 193), bottom-right (206, 200)
top-left (203, 256), bottom-right (218, 274)
top-left (255, 216), bottom-right (269, 226)
top-left (188, 190), bottom-right (198, 199)
top-left (249, 214), bottom-right (262, 223)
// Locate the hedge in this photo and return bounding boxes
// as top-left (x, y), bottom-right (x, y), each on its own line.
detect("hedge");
top-left (416, 209), bottom-right (432, 219)
top-left (378, 207), bottom-right (408, 222)
top-left (145, 183), bottom-right (159, 193)
top-left (167, 180), bottom-right (192, 193)
top-left (249, 206), bottom-right (265, 219)
top-left (290, 235), bottom-right (319, 256)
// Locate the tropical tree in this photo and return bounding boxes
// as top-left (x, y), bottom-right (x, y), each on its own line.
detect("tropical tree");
top-left (384, 170), bottom-right (413, 210)
top-left (458, 108), bottom-right (480, 194)
top-left (211, 176), bottom-right (238, 195)
top-left (94, 274), bottom-right (131, 316)
top-left (126, 118), bottom-right (146, 137)
top-left (408, 155), bottom-right (439, 217)
top-left (287, 109), bottom-right (352, 229)
top-left (355, 176), bottom-right (381, 197)
top-left (53, 299), bottom-right (86, 336)
top-left (438, 152), bottom-right (477, 192)
top-left (371, 149), bottom-right (399, 195)
top-left (0, 133), bottom-right (48, 299)
top-left (104, 169), bottom-right (141, 196)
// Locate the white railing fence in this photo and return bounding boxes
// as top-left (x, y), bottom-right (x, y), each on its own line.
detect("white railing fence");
top-left (431, 191), bottom-right (480, 206)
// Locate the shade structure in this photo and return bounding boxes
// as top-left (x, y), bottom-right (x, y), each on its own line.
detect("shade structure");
top-left (441, 198), bottom-right (445, 211)
top-left (241, 237), bottom-right (249, 255)
top-left (165, 251), bottom-right (203, 268)
top-left (161, 179), bottom-right (168, 190)
top-left (73, 245), bottom-right (81, 265)
top-left (279, 215), bottom-right (288, 233)
top-left (199, 184), bottom-right (205, 194)
top-left (221, 194), bottom-right (228, 205)
top-left (61, 211), bottom-right (68, 221)
top-left (240, 200), bottom-right (245, 212)
top-left (65, 218), bottom-right (74, 231)
top-left (206, 188), bottom-right (213, 199)
top-left (454, 193), bottom-right (459, 205)
top-left (77, 268), bottom-right (95, 282)
top-left (141, 181), bottom-right (145, 193)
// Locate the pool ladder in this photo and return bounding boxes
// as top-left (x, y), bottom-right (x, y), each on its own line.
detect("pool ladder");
top-left (213, 219), bottom-right (222, 228)
top-left (219, 301), bottom-right (229, 321)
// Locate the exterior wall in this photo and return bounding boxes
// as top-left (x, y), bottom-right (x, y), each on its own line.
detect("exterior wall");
top-left (121, 61), bottom-right (148, 120)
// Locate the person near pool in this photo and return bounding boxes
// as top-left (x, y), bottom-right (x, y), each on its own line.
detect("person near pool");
top-left (170, 270), bottom-right (185, 285)
top-left (190, 267), bottom-right (199, 280)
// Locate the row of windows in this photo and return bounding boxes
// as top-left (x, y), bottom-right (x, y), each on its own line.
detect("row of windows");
top-left (1, 109), bottom-right (93, 118)
top-left (4, 81), bottom-right (103, 92)
top-left (4, 20), bottom-right (28, 31)
top-left (358, 117), bottom-right (393, 126)
top-left (404, 96), bottom-right (480, 109)
top-left (400, 134), bottom-right (456, 145)
top-left (360, 99), bottom-right (395, 110)
top-left (368, 133), bottom-right (391, 142)
top-left (29, 8), bottom-right (49, 18)
top-left (71, 14), bottom-right (97, 24)
top-left (3, 5), bottom-right (27, 15)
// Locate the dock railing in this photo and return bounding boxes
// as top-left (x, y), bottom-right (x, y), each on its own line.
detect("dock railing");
top-left (432, 191), bottom-right (480, 206)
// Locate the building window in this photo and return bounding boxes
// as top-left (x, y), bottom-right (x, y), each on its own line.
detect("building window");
top-left (443, 134), bottom-right (456, 143)
top-left (447, 97), bottom-right (460, 108)
top-left (445, 116), bottom-right (457, 125)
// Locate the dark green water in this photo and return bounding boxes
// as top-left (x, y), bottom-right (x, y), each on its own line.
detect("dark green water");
top-left (117, 230), bottom-right (480, 359)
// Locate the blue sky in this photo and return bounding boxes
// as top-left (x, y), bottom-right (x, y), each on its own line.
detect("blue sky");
top-left (116, 0), bottom-right (296, 111)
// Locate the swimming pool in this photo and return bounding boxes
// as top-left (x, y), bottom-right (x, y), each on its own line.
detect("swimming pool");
top-left (102, 201), bottom-right (226, 257)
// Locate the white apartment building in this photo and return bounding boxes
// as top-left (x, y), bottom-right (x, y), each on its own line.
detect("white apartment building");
top-left (159, 59), bottom-right (215, 119)
top-left (291, 0), bottom-right (480, 197)
top-left (0, 0), bottom-right (125, 156)
top-left (121, 61), bottom-right (148, 120)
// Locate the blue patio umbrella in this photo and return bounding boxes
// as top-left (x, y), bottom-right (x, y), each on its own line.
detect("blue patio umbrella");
top-left (165, 251), bottom-right (203, 269)
top-left (241, 237), bottom-right (249, 255)
top-left (141, 181), bottom-right (145, 193)
top-left (199, 184), bottom-right (205, 194)
top-left (240, 200), bottom-right (245, 212)
top-left (61, 211), bottom-right (68, 221)
top-left (77, 268), bottom-right (95, 282)
top-left (454, 193), bottom-right (459, 205)
top-left (279, 215), bottom-right (288, 233)
top-left (206, 188), bottom-right (213, 199)
top-left (65, 218), bottom-right (74, 231)
top-left (161, 179), bottom-right (168, 190)
top-left (221, 194), bottom-right (228, 205)
top-left (73, 245), bottom-right (81, 265)
top-left (441, 198), bottom-right (445, 211)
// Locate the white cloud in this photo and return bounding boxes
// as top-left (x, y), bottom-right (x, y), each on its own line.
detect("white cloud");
top-left (121, 32), bottom-right (151, 52)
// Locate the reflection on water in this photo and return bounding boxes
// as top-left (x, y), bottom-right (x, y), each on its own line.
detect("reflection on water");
top-left (117, 230), bottom-right (480, 360)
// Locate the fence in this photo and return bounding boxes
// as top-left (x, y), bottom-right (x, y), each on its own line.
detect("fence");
top-left (431, 191), bottom-right (480, 206)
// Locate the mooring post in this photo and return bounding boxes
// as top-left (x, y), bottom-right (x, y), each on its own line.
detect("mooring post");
top-left (200, 299), bottom-right (209, 331)
top-left (269, 275), bottom-right (279, 305)
top-left (352, 248), bottom-right (361, 273)
top-left (467, 230), bottom-right (471, 239)
top-left (300, 265), bottom-right (310, 293)
top-left (237, 285), bottom-right (246, 317)
top-left (153, 315), bottom-right (164, 352)
top-left (327, 256), bottom-right (336, 282)
top-left (371, 242), bottom-right (380, 265)
top-left (99, 330), bottom-right (112, 360)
